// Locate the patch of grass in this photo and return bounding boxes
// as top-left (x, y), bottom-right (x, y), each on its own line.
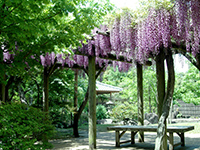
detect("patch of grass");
top-left (52, 128), bottom-right (73, 139)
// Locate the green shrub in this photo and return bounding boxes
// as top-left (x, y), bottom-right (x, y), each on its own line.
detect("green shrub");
top-left (50, 106), bottom-right (71, 128)
top-left (110, 102), bottom-right (137, 122)
top-left (0, 103), bottom-right (55, 149)
top-left (96, 104), bottom-right (108, 120)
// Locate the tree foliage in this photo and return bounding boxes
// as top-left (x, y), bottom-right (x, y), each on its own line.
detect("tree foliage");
top-left (110, 101), bottom-right (137, 123)
top-left (96, 104), bottom-right (108, 120)
top-left (0, 0), bottom-right (114, 79)
top-left (174, 64), bottom-right (200, 105)
top-left (102, 66), bottom-right (157, 114)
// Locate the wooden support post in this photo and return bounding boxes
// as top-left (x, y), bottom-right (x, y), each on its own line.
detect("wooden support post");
top-left (156, 49), bottom-right (165, 118)
top-left (180, 133), bottom-right (185, 146)
top-left (88, 56), bottom-right (96, 150)
top-left (169, 132), bottom-right (174, 150)
top-left (116, 131), bottom-right (120, 147)
top-left (131, 131), bottom-right (137, 144)
top-left (137, 63), bottom-right (144, 142)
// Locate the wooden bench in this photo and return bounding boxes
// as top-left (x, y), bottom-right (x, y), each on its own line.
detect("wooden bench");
top-left (107, 125), bottom-right (194, 150)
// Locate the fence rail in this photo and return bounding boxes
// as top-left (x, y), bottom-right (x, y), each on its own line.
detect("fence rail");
top-left (173, 100), bottom-right (200, 118)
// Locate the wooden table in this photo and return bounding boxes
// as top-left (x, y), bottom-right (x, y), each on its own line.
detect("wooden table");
top-left (107, 125), bottom-right (194, 150)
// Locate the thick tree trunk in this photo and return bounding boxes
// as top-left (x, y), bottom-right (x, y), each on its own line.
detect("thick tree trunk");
top-left (73, 66), bottom-right (104, 139)
top-left (156, 49), bottom-right (165, 118)
top-left (43, 67), bottom-right (49, 112)
top-left (0, 83), bottom-right (1, 103)
top-left (43, 67), bottom-right (50, 144)
top-left (88, 56), bottom-right (96, 150)
top-left (155, 50), bottom-right (175, 150)
top-left (137, 63), bottom-right (144, 142)
top-left (1, 73), bottom-right (6, 103)
top-left (148, 83), bottom-right (152, 113)
top-left (18, 84), bottom-right (27, 104)
top-left (195, 53), bottom-right (200, 69)
top-left (77, 87), bottom-right (89, 119)
top-left (5, 83), bottom-right (9, 103)
top-left (5, 76), bottom-right (14, 103)
top-left (73, 69), bottom-right (79, 137)
top-left (33, 79), bottom-right (41, 108)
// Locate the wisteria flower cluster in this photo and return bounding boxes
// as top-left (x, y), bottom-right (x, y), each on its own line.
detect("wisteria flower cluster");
top-left (4, 0), bottom-right (199, 72)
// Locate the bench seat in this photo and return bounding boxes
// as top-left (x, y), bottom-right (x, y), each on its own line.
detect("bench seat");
top-left (107, 125), bottom-right (194, 150)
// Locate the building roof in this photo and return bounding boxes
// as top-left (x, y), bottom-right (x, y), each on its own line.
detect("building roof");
top-left (96, 81), bottom-right (123, 95)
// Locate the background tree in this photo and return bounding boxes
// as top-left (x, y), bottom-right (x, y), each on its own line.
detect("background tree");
top-left (173, 64), bottom-right (200, 105)
top-left (0, 0), bottom-right (113, 103)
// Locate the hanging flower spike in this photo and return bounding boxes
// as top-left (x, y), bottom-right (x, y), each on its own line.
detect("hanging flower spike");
top-left (112, 61), bottom-right (116, 72)
top-left (40, 55), bottom-right (46, 67)
top-left (110, 17), bottom-right (121, 58)
top-left (64, 55), bottom-right (70, 67)
top-left (175, 0), bottom-right (188, 40)
top-left (30, 55), bottom-right (35, 59)
top-left (170, 11), bottom-right (180, 45)
top-left (76, 55), bottom-right (84, 66)
top-left (3, 51), bottom-right (8, 62)
top-left (99, 25), bottom-right (106, 57)
top-left (161, 9), bottom-right (171, 48)
top-left (83, 56), bottom-right (88, 69)
top-left (100, 25), bottom-right (111, 56)
top-left (118, 61), bottom-right (123, 72)
top-left (190, 0), bottom-right (200, 56)
top-left (45, 53), bottom-right (51, 67)
top-left (87, 40), bottom-right (93, 56)
top-left (57, 53), bottom-right (63, 64)
top-left (94, 33), bottom-right (100, 57)
top-left (51, 52), bottom-right (55, 65)
top-left (73, 54), bottom-right (77, 64)
top-left (119, 13), bottom-right (126, 51)
top-left (25, 62), bottom-right (29, 68)
top-left (66, 55), bottom-right (73, 67)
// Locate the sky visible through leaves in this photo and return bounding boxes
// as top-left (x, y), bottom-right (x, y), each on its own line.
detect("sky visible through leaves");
top-left (110, 0), bottom-right (140, 10)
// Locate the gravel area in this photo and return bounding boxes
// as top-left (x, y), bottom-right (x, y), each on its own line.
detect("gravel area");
top-left (50, 131), bottom-right (200, 150)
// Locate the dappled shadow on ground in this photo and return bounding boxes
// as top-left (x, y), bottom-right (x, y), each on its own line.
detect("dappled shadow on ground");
top-left (51, 131), bottom-right (200, 150)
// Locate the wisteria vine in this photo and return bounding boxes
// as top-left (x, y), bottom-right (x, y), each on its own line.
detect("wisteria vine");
top-left (3, 0), bottom-right (200, 72)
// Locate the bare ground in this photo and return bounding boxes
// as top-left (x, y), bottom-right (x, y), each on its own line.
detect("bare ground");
top-left (50, 130), bottom-right (200, 150)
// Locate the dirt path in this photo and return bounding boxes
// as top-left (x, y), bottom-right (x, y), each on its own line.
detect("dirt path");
top-left (50, 131), bottom-right (200, 150)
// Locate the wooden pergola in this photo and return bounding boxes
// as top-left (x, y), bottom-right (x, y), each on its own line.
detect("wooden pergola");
top-left (42, 32), bottom-right (152, 149)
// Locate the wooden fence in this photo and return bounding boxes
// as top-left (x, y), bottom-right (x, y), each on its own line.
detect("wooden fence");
top-left (173, 100), bottom-right (200, 118)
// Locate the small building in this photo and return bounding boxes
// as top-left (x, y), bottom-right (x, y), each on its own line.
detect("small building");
top-left (96, 81), bottom-right (123, 106)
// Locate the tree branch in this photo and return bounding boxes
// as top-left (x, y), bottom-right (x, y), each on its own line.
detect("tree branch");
top-left (96, 30), bottom-right (110, 36)
top-left (3, 3), bottom-right (22, 19)
top-left (178, 51), bottom-right (200, 70)
top-left (95, 64), bottom-right (106, 79)
top-left (171, 41), bottom-right (200, 70)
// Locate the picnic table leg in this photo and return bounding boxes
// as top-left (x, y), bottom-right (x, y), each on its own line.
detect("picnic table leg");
top-left (131, 131), bottom-right (137, 144)
top-left (116, 130), bottom-right (120, 147)
top-left (169, 132), bottom-right (174, 150)
top-left (180, 133), bottom-right (185, 146)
